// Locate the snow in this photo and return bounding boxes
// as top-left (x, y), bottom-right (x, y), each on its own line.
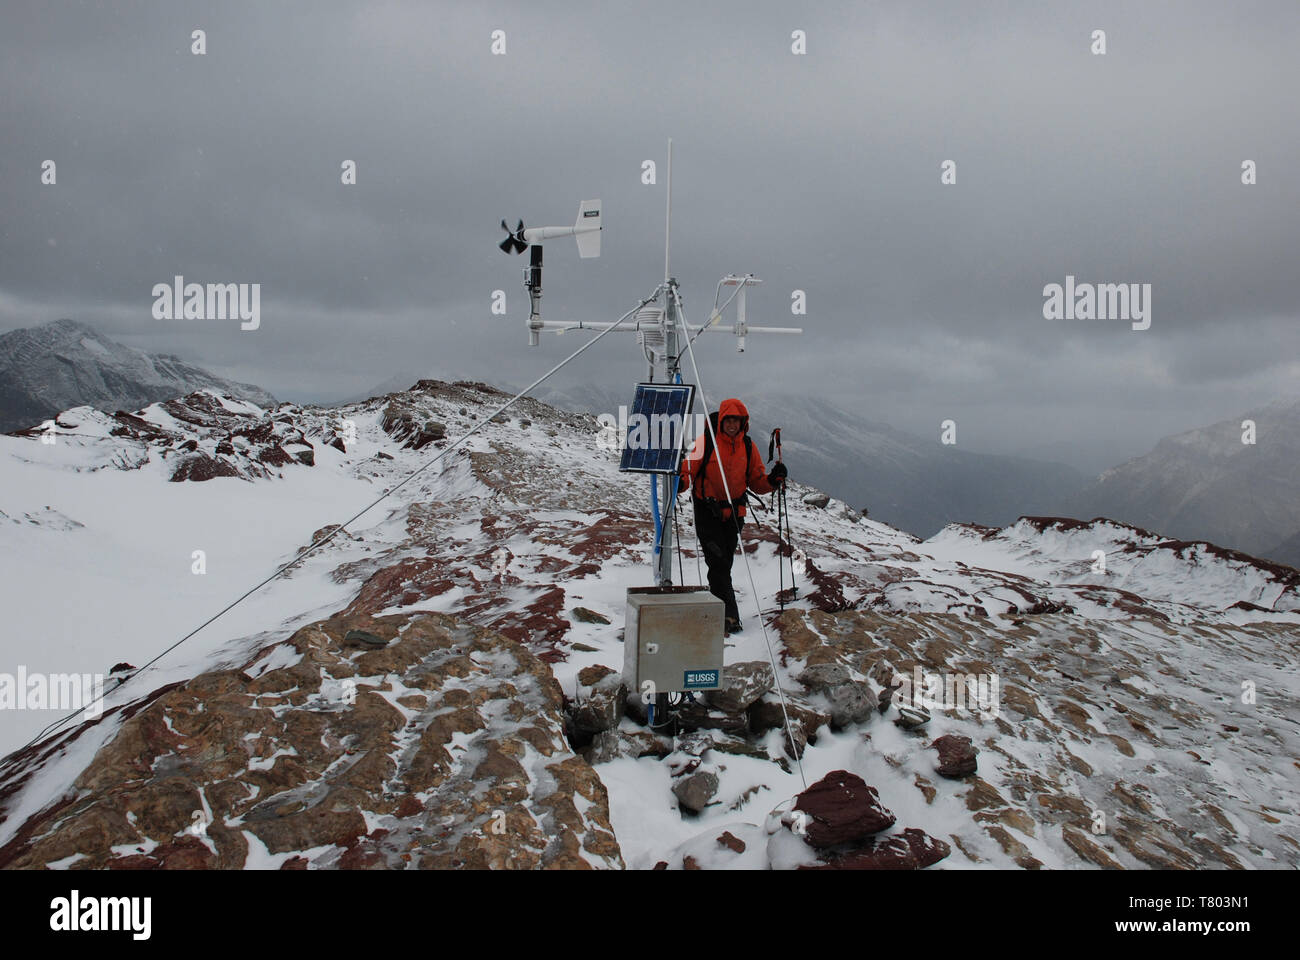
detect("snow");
top-left (2, 381), bottom-right (1297, 869)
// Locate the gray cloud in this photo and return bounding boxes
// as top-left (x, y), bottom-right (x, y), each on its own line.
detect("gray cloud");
top-left (2, 0), bottom-right (1297, 473)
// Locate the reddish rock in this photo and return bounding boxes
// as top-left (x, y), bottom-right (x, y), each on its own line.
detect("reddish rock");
top-left (170, 454), bottom-right (240, 482)
top-left (257, 445), bottom-right (294, 467)
top-left (930, 735), bottom-right (978, 778)
top-left (800, 827), bottom-right (949, 870)
top-left (901, 827), bottom-right (951, 867)
top-left (717, 831), bottom-right (746, 854)
top-left (793, 770), bottom-right (896, 848)
top-left (800, 835), bottom-right (918, 869)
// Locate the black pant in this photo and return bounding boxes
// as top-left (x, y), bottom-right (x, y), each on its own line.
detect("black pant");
top-left (693, 498), bottom-right (744, 622)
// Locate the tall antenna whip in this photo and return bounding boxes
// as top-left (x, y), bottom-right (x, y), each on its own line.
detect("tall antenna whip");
top-left (664, 138), bottom-right (673, 283)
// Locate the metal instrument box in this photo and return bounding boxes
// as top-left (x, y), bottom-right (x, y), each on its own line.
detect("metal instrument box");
top-left (623, 586), bottom-right (724, 693)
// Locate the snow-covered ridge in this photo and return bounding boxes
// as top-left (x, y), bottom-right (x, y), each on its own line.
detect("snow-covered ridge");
top-left (1, 379), bottom-right (1296, 871)
top-left (923, 516), bottom-right (1300, 618)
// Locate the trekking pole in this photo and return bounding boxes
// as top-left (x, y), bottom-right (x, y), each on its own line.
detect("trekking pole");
top-left (779, 429), bottom-right (798, 604)
top-left (769, 429), bottom-right (791, 610)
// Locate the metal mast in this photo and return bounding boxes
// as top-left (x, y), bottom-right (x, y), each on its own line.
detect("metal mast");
top-left (658, 139), bottom-right (678, 586)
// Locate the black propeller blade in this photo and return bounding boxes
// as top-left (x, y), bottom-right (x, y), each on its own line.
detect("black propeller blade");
top-left (498, 218), bottom-right (527, 254)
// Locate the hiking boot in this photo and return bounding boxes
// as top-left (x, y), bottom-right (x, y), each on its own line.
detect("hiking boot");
top-left (725, 617), bottom-right (743, 636)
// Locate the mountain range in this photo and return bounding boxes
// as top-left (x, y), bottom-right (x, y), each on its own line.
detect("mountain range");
top-left (0, 319), bottom-right (275, 433)
top-left (1061, 398), bottom-right (1300, 567)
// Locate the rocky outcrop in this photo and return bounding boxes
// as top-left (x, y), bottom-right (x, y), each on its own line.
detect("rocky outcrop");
top-left (381, 400), bottom-right (446, 450)
top-left (0, 611), bottom-right (622, 870)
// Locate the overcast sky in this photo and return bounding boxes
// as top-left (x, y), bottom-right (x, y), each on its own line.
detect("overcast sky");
top-left (2, 0), bottom-right (1297, 474)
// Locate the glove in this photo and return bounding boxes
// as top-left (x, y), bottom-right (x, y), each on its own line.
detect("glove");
top-left (768, 462), bottom-right (788, 485)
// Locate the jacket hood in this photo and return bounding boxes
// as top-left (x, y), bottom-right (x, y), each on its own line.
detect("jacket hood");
top-left (718, 398), bottom-right (749, 433)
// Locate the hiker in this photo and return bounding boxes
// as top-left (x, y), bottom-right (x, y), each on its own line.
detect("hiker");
top-left (677, 398), bottom-right (788, 634)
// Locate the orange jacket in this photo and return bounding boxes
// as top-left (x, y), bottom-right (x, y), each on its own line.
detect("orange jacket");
top-left (679, 398), bottom-right (774, 515)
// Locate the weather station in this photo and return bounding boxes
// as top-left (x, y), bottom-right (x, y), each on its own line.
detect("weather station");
top-left (497, 139), bottom-right (802, 732)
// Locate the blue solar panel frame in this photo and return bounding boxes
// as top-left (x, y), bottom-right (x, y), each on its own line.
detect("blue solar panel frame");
top-left (618, 382), bottom-right (697, 474)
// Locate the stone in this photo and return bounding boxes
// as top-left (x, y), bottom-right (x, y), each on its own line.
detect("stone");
top-left (343, 629), bottom-right (389, 648)
top-left (717, 831), bottom-right (746, 853)
top-left (749, 694), bottom-right (829, 759)
top-left (801, 835), bottom-right (916, 869)
top-left (569, 668), bottom-right (626, 737)
top-left (963, 777), bottom-right (1006, 811)
top-left (806, 827), bottom-right (950, 869)
top-left (913, 774), bottom-right (937, 805)
top-left (170, 453), bottom-right (240, 482)
top-left (803, 492), bottom-right (831, 509)
top-left (582, 729), bottom-right (671, 765)
top-left (673, 771), bottom-right (719, 814)
top-left (571, 607), bottom-right (611, 625)
top-left (893, 705), bottom-right (931, 729)
top-left (675, 699), bottom-right (750, 737)
top-left (823, 683), bottom-right (875, 729)
top-left (792, 770), bottom-right (896, 848)
top-left (931, 734), bottom-right (978, 778)
top-left (902, 828), bottom-right (950, 867)
top-left (797, 662), bottom-right (852, 691)
top-left (797, 662), bottom-right (873, 728)
top-left (704, 661), bottom-right (775, 713)
top-left (676, 731), bottom-right (715, 756)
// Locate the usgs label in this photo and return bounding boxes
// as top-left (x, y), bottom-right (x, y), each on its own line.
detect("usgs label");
top-left (683, 669), bottom-right (719, 689)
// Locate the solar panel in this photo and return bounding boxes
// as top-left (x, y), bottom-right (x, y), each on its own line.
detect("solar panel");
top-left (618, 382), bottom-right (696, 474)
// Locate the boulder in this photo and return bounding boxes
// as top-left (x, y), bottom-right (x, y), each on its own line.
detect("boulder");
top-left (797, 662), bottom-right (852, 691)
top-left (792, 770), bottom-right (896, 848)
top-left (582, 728), bottom-right (672, 765)
top-left (931, 734), bottom-right (979, 778)
top-left (801, 834), bottom-right (917, 869)
top-left (901, 827), bottom-right (951, 867)
top-left (675, 699), bottom-right (750, 737)
top-left (797, 663), bottom-right (875, 727)
top-left (704, 660), bottom-right (775, 713)
top-left (748, 693), bottom-right (830, 760)
top-left (673, 771), bottom-right (720, 814)
top-left (823, 684), bottom-right (875, 728)
top-left (803, 492), bottom-right (830, 509)
top-left (569, 666), bottom-right (626, 736)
